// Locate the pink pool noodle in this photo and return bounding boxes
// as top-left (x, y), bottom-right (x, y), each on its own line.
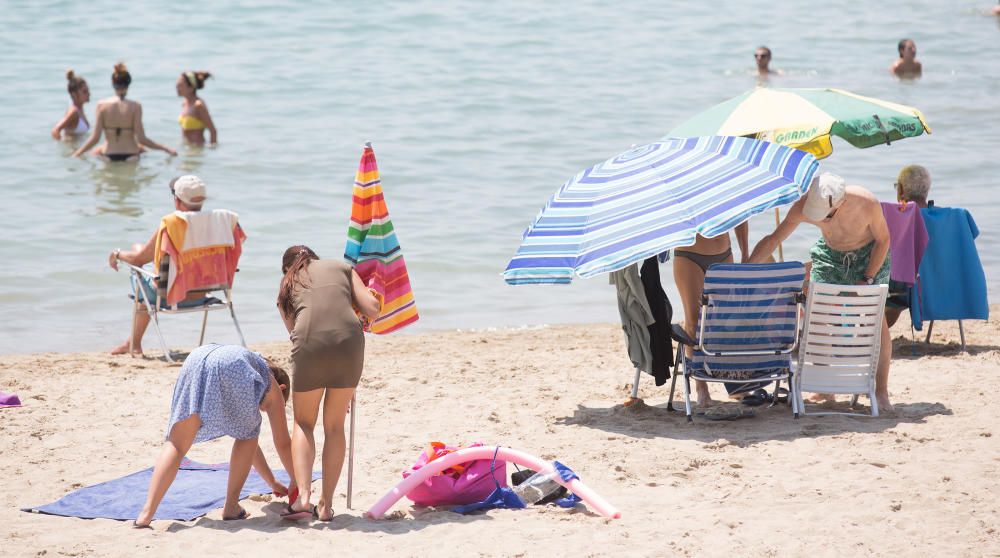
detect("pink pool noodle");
top-left (366, 446), bottom-right (620, 519)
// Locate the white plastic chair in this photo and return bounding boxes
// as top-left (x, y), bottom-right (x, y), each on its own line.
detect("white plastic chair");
top-left (794, 282), bottom-right (888, 417)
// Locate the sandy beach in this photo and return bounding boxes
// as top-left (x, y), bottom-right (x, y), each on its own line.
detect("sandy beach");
top-left (2, 312), bottom-right (999, 557)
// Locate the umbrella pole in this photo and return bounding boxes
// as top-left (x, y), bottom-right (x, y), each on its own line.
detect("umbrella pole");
top-left (630, 366), bottom-right (641, 399)
top-left (347, 393), bottom-right (356, 509)
top-left (775, 207), bottom-right (784, 262)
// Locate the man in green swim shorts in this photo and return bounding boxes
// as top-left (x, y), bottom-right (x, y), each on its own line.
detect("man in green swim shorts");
top-left (748, 173), bottom-right (894, 412)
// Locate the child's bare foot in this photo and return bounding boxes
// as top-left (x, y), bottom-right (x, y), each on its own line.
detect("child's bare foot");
top-left (807, 393), bottom-right (837, 404)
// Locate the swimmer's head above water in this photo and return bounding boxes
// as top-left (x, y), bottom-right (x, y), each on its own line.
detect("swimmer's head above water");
top-left (897, 39), bottom-right (917, 60)
top-left (177, 71), bottom-right (212, 97)
top-left (65, 69), bottom-right (89, 104)
top-left (111, 62), bottom-right (131, 98)
top-left (755, 46), bottom-right (772, 73)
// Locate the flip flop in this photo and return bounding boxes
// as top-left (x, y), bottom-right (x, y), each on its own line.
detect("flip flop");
top-left (311, 505), bottom-right (334, 522)
top-left (280, 504), bottom-right (312, 521)
top-left (223, 507), bottom-right (250, 521)
top-left (740, 389), bottom-right (772, 407)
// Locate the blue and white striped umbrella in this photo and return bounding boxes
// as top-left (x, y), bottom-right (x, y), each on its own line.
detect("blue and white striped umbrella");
top-left (503, 136), bottom-right (818, 285)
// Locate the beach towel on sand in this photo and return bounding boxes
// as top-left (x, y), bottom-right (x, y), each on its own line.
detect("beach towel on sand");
top-left (23, 459), bottom-right (319, 521)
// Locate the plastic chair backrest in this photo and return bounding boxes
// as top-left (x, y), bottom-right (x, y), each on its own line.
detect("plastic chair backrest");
top-left (798, 282), bottom-right (888, 395)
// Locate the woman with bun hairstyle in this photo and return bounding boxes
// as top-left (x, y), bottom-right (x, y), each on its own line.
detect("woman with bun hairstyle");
top-left (73, 62), bottom-right (176, 161)
top-left (51, 70), bottom-right (91, 140)
top-left (276, 245), bottom-right (380, 521)
top-left (177, 71), bottom-right (217, 145)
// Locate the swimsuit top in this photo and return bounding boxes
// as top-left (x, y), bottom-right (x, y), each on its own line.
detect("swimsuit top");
top-left (70, 105), bottom-right (90, 135)
top-left (179, 114), bottom-right (206, 131)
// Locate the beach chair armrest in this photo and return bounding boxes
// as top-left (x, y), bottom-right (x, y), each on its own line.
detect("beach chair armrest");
top-left (120, 262), bottom-right (158, 281)
top-left (671, 323), bottom-right (696, 346)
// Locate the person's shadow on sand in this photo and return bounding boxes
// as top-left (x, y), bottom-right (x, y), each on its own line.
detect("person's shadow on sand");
top-left (555, 399), bottom-right (952, 445)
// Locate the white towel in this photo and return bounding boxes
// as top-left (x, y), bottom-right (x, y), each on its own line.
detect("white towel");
top-left (174, 209), bottom-right (238, 250)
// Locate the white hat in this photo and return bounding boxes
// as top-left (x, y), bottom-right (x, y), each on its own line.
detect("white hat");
top-left (171, 175), bottom-right (207, 206)
top-left (802, 172), bottom-right (846, 221)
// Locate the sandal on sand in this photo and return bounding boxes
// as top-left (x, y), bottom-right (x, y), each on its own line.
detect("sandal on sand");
top-left (280, 504), bottom-right (312, 521)
top-left (740, 389), bottom-right (772, 407)
top-left (704, 407), bottom-right (756, 421)
top-left (223, 507), bottom-right (250, 521)
top-left (312, 505), bottom-right (334, 522)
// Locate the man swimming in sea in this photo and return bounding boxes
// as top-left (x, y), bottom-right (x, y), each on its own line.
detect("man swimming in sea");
top-left (890, 38), bottom-right (922, 79)
top-left (754, 46), bottom-right (781, 80)
top-left (748, 173), bottom-right (894, 412)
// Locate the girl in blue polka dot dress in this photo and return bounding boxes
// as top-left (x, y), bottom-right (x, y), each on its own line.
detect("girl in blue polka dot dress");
top-left (134, 344), bottom-right (296, 528)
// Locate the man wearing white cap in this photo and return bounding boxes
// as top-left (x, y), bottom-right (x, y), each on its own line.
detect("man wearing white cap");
top-left (106, 175), bottom-right (209, 355)
top-left (748, 173), bottom-right (894, 411)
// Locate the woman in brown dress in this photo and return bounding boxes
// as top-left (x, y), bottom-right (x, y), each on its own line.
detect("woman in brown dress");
top-left (276, 245), bottom-right (380, 521)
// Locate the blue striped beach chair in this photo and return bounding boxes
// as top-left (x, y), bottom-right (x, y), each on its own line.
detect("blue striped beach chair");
top-left (668, 262), bottom-right (806, 421)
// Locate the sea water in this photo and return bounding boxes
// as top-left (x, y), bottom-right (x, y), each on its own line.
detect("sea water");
top-left (1, 0), bottom-right (998, 353)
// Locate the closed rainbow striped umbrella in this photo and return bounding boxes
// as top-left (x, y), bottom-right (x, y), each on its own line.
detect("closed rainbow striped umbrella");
top-left (344, 143), bottom-right (419, 333)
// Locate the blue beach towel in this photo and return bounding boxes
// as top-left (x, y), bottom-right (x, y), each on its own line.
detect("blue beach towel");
top-left (23, 459), bottom-right (320, 521)
top-left (911, 207), bottom-right (989, 330)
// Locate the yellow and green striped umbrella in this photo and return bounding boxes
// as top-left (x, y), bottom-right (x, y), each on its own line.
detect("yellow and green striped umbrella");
top-left (668, 87), bottom-right (931, 160)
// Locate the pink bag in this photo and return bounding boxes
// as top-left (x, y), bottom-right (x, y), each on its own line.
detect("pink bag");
top-left (402, 442), bottom-right (507, 507)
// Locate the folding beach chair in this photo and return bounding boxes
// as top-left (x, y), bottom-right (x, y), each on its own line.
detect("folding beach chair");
top-left (120, 213), bottom-right (246, 362)
top-left (668, 262), bottom-right (806, 421)
top-left (793, 282), bottom-right (888, 417)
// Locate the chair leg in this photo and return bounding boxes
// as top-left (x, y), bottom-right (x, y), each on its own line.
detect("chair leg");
top-left (346, 393), bottom-right (356, 510)
top-left (870, 385), bottom-right (879, 417)
top-left (790, 375), bottom-right (798, 418)
top-left (228, 303), bottom-right (247, 347)
top-left (198, 309), bottom-right (209, 346)
top-left (630, 366), bottom-right (641, 400)
top-left (667, 350), bottom-right (682, 411)
top-left (129, 299), bottom-right (140, 355)
top-left (959, 320), bottom-right (966, 353)
top-left (148, 311), bottom-right (173, 363)
top-left (793, 370), bottom-right (803, 417)
top-left (924, 321), bottom-right (934, 344)
top-left (682, 372), bottom-right (693, 422)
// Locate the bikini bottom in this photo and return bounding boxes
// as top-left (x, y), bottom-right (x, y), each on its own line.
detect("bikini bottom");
top-left (673, 248), bottom-right (732, 273)
top-left (105, 153), bottom-right (139, 162)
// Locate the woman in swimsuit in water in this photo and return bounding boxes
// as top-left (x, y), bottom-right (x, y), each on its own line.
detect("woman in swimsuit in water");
top-left (673, 223), bottom-right (749, 407)
top-left (72, 62), bottom-right (176, 161)
top-left (176, 71), bottom-right (217, 145)
top-left (51, 70), bottom-right (91, 140)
